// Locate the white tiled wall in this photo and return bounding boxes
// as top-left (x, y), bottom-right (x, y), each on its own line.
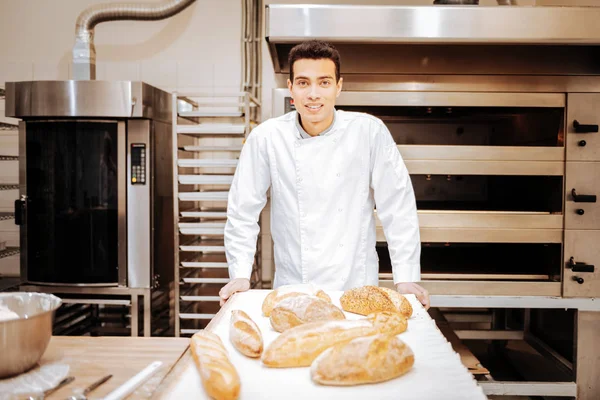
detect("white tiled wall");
top-left (0, 0), bottom-right (244, 279)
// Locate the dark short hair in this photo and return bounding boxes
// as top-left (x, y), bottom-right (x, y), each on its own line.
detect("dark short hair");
top-left (288, 40), bottom-right (341, 83)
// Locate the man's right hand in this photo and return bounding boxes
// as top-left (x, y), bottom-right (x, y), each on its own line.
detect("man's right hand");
top-left (219, 278), bottom-right (250, 306)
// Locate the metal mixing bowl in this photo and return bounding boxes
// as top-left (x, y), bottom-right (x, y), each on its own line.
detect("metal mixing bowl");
top-left (0, 292), bottom-right (62, 379)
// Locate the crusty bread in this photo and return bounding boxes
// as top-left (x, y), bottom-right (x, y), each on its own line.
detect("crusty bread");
top-left (261, 319), bottom-right (377, 368)
top-left (340, 285), bottom-right (413, 318)
top-left (270, 295), bottom-right (345, 333)
top-left (261, 284), bottom-right (332, 317)
top-left (366, 311), bottom-right (408, 335)
top-left (190, 330), bottom-right (240, 400)
top-left (379, 287), bottom-right (413, 318)
top-left (310, 333), bottom-right (415, 386)
top-left (229, 309), bottom-right (263, 357)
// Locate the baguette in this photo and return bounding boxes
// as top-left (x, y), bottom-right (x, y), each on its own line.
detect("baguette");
top-left (340, 285), bottom-right (413, 318)
top-left (190, 330), bottom-right (240, 400)
top-left (229, 309), bottom-right (263, 357)
top-left (261, 284), bottom-right (332, 317)
top-left (270, 295), bottom-right (345, 333)
top-left (261, 319), bottom-right (377, 368)
top-left (310, 333), bottom-right (415, 386)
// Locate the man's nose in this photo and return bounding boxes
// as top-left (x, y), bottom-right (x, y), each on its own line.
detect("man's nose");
top-left (308, 85), bottom-right (320, 99)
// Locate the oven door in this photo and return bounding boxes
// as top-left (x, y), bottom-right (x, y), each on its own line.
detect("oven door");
top-left (17, 120), bottom-right (127, 286)
top-left (273, 89), bottom-right (567, 296)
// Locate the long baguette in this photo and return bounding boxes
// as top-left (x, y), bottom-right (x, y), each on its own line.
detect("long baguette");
top-left (310, 333), bottom-right (415, 386)
top-left (229, 309), bottom-right (263, 357)
top-left (190, 330), bottom-right (240, 400)
top-left (261, 319), bottom-right (377, 368)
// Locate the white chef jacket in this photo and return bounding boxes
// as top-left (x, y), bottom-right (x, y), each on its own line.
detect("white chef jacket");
top-left (224, 109), bottom-right (421, 291)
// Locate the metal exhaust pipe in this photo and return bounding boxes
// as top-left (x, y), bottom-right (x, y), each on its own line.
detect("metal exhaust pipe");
top-left (72, 0), bottom-right (196, 80)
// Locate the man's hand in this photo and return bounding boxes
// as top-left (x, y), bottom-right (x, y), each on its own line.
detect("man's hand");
top-left (219, 278), bottom-right (250, 306)
top-left (395, 282), bottom-right (430, 310)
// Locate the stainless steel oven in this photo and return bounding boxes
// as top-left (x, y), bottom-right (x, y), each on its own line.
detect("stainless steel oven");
top-left (273, 90), bottom-right (584, 297)
top-left (5, 80), bottom-right (175, 290)
top-left (265, 4), bottom-right (600, 397)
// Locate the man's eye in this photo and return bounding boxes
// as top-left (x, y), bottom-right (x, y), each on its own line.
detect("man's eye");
top-left (321, 81), bottom-right (331, 86)
top-left (297, 81), bottom-right (307, 87)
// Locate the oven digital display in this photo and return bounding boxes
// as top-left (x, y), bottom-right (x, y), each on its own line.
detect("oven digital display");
top-left (131, 143), bottom-right (146, 185)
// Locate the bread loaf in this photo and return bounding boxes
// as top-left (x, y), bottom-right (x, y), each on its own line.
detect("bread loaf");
top-left (366, 311), bottom-right (408, 335)
top-left (261, 284), bottom-right (332, 317)
top-left (340, 285), bottom-right (413, 318)
top-left (229, 309), bottom-right (263, 357)
top-left (261, 320), bottom-right (377, 368)
top-left (310, 333), bottom-right (415, 386)
top-left (190, 330), bottom-right (240, 400)
top-left (270, 295), bottom-right (345, 333)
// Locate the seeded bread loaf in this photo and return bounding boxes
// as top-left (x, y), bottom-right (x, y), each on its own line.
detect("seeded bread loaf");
top-left (261, 284), bottom-right (332, 317)
top-left (340, 285), bottom-right (413, 318)
top-left (229, 310), bottom-right (263, 357)
top-left (269, 295), bottom-right (346, 333)
top-left (191, 330), bottom-right (240, 400)
top-left (310, 333), bottom-right (415, 386)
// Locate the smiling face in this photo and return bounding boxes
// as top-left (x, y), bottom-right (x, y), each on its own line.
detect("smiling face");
top-left (287, 58), bottom-right (343, 136)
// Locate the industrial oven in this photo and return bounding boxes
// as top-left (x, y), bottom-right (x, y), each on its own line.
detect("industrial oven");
top-left (265, 4), bottom-right (600, 399)
top-left (4, 80), bottom-right (176, 336)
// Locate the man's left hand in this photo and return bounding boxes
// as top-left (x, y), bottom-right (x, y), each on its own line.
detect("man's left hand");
top-left (395, 282), bottom-right (430, 310)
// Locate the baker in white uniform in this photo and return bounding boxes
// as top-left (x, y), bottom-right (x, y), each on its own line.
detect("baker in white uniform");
top-left (219, 40), bottom-right (430, 309)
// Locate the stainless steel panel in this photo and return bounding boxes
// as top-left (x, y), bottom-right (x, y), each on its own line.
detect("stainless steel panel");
top-left (336, 91), bottom-right (565, 108)
top-left (563, 230), bottom-right (600, 297)
top-left (117, 121), bottom-right (127, 287)
top-left (266, 5), bottom-right (600, 45)
top-left (379, 279), bottom-right (562, 296)
top-left (415, 211), bottom-right (564, 230)
top-left (566, 94), bottom-right (600, 161)
top-left (405, 160), bottom-right (564, 176)
top-left (565, 162), bottom-right (600, 230)
top-left (275, 75), bottom-right (600, 94)
top-left (399, 146), bottom-right (565, 162)
top-left (127, 120), bottom-right (151, 288)
top-left (377, 226), bottom-right (563, 244)
top-left (153, 120), bottom-right (175, 290)
top-left (5, 81), bottom-right (172, 124)
top-left (575, 311), bottom-right (600, 400)
top-left (18, 122), bottom-right (26, 282)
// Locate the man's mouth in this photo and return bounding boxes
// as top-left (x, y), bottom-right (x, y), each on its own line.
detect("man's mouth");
top-left (305, 104), bottom-right (323, 112)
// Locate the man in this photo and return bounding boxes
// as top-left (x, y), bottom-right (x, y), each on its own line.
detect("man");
top-left (219, 40), bottom-right (430, 309)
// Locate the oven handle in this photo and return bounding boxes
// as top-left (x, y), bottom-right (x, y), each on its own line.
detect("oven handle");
top-left (568, 257), bottom-right (595, 273)
top-left (573, 120), bottom-right (599, 133)
top-left (571, 188), bottom-right (597, 203)
top-left (14, 195), bottom-right (26, 226)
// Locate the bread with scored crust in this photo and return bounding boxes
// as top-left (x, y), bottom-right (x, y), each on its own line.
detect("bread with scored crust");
top-left (191, 330), bottom-right (240, 400)
top-left (261, 319), bottom-right (377, 368)
top-left (340, 285), bottom-right (413, 318)
top-left (261, 284), bottom-right (331, 317)
top-left (310, 333), bottom-right (415, 386)
top-left (365, 310), bottom-right (408, 335)
top-left (229, 309), bottom-right (263, 357)
top-left (269, 295), bottom-right (345, 333)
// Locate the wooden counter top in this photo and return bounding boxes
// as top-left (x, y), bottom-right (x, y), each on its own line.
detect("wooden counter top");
top-left (36, 336), bottom-right (189, 399)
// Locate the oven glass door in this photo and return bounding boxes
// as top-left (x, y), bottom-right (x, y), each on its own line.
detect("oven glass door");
top-left (24, 120), bottom-right (123, 284)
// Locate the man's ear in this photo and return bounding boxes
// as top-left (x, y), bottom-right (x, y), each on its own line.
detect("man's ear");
top-left (287, 78), bottom-right (293, 94)
top-left (336, 77), bottom-right (343, 97)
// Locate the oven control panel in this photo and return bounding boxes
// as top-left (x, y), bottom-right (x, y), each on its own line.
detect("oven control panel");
top-left (131, 143), bottom-right (146, 185)
top-left (284, 96), bottom-right (296, 113)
